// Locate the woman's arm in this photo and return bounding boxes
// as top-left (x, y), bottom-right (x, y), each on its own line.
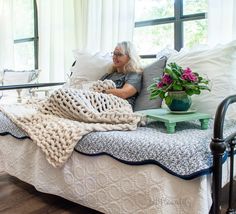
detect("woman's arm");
top-left (104, 83), bottom-right (137, 99)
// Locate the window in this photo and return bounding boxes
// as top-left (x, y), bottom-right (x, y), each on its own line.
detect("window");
top-left (134, 0), bottom-right (208, 58)
top-left (13, 0), bottom-right (38, 70)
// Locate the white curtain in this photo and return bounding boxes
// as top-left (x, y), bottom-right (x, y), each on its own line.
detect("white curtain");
top-left (208, 0), bottom-right (236, 46)
top-left (77, 0), bottom-right (135, 52)
top-left (37, 0), bottom-right (135, 82)
top-left (37, 0), bottom-right (76, 82)
top-left (0, 0), bottom-right (14, 72)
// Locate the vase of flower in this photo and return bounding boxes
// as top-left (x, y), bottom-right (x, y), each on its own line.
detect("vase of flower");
top-left (167, 91), bottom-right (192, 111)
top-left (148, 62), bottom-right (210, 111)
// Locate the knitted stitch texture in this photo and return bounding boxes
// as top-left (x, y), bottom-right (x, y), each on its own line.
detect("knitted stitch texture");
top-left (0, 86), bottom-right (141, 167)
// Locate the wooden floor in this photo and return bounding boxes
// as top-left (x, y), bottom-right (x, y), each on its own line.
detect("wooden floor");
top-left (0, 171), bottom-right (235, 214)
top-left (0, 172), bottom-right (102, 214)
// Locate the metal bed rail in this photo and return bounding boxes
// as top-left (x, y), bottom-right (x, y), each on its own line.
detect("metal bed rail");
top-left (0, 82), bottom-right (65, 102)
top-left (210, 95), bottom-right (236, 214)
top-left (0, 82), bottom-right (65, 91)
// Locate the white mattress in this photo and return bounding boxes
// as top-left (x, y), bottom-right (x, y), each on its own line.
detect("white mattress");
top-left (0, 135), bottom-right (232, 214)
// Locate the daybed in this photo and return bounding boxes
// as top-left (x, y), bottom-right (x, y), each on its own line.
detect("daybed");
top-left (0, 42), bottom-right (236, 214)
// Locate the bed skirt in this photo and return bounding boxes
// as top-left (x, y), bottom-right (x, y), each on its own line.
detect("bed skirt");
top-left (0, 135), bottom-right (215, 214)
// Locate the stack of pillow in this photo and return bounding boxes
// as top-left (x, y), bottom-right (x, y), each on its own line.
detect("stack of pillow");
top-left (68, 41), bottom-right (236, 120)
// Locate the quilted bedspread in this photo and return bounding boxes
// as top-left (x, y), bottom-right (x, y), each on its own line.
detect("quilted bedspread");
top-left (0, 111), bottom-right (235, 179)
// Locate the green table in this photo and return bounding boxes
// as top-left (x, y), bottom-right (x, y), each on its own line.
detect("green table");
top-left (138, 109), bottom-right (212, 134)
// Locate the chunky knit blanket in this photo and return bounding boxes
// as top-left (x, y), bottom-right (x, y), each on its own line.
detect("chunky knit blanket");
top-left (0, 86), bottom-right (141, 167)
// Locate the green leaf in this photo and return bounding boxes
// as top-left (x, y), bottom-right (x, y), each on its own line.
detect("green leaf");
top-left (185, 89), bottom-right (194, 96)
top-left (159, 91), bottom-right (166, 99)
top-left (198, 85), bottom-right (210, 91)
top-left (165, 69), bottom-right (178, 80)
top-left (172, 84), bottom-right (183, 90)
top-left (164, 82), bottom-right (174, 92)
top-left (149, 94), bottom-right (159, 100)
top-left (165, 96), bottom-right (172, 105)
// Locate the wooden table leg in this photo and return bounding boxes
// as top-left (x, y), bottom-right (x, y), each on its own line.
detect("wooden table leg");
top-left (200, 119), bottom-right (209, 130)
top-left (165, 122), bottom-right (176, 134)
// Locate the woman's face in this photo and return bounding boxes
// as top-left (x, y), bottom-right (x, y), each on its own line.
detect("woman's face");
top-left (112, 46), bottom-right (130, 71)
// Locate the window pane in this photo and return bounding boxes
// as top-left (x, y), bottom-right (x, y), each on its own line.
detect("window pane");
top-left (135, 0), bottom-right (174, 21)
top-left (13, 0), bottom-right (34, 39)
top-left (183, 19), bottom-right (207, 48)
top-left (14, 42), bottom-right (34, 70)
top-left (183, 0), bottom-right (208, 15)
top-left (133, 24), bottom-right (174, 55)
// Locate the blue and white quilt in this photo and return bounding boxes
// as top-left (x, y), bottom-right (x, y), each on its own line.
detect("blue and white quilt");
top-left (0, 111), bottom-right (235, 180)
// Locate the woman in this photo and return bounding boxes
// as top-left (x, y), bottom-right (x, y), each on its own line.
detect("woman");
top-left (100, 41), bottom-right (143, 108)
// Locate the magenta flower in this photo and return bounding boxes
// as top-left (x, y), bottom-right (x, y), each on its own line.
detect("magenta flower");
top-left (181, 68), bottom-right (198, 82)
top-left (157, 82), bottom-right (164, 88)
top-left (162, 74), bottom-right (173, 85)
top-left (184, 67), bottom-right (192, 74)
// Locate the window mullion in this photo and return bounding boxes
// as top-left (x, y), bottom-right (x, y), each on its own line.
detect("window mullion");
top-left (135, 17), bottom-right (175, 28)
top-left (33, 0), bottom-right (39, 69)
top-left (174, 0), bottom-right (183, 51)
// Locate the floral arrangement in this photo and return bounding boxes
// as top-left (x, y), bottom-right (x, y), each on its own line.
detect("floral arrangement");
top-left (148, 62), bottom-right (210, 105)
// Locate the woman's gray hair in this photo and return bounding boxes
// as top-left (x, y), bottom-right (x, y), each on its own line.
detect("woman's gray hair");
top-left (113, 41), bottom-right (143, 74)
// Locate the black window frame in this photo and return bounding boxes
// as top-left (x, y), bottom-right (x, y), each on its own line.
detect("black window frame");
top-left (134, 0), bottom-right (206, 58)
top-left (13, 0), bottom-right (39, 69)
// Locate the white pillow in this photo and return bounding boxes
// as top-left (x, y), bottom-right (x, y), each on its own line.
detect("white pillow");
top-left (155, 46), bottom-right (178, 60)
top-left (1, 69), bottom-right (40, 99)
top-left (167, 40), bottom-right (236, 119)
top-left (3, 69), bottom-right (40, 85)
top-left (68, 51), bottom-right (113, 88)
top-left (0, 70), bottom-right (4, 85)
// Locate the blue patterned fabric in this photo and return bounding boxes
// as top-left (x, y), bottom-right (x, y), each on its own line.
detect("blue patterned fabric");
top-left (0, 112), bottom-right (28, 139)
top-left (0, 111), bottom-right (235, 180)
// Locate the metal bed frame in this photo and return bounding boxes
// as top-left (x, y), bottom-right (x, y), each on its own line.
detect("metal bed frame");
top-left (0, 82), bottom-right (65, 91)
top-left (211, 95), bottom-right (236, 214)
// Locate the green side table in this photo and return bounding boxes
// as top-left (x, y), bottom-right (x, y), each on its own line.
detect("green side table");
top-left (137, 109), bottom-right (212, 134)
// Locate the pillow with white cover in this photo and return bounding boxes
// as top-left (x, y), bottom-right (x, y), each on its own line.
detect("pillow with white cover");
top-left (68, 51), bottom-right (113, 88)
top-left (0, 69), bottom-right (40, 100)
top-left (0, 70), bottom-right (3, 83)
top-left (167, 40), bottom-right (236, 119)
top-left (3, 69), bottom-right (40, 85)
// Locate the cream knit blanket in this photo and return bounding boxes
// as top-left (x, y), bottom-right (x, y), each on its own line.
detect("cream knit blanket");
top-left (0, 86), bottom-right (141, 167)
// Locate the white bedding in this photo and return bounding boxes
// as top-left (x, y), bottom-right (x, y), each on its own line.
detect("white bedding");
top-left (0, 135), bottom-right (215, 214)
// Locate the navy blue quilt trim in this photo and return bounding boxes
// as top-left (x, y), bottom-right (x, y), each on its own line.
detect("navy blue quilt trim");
top-left (0, 132), bottom-right (29, 140)
top-left (0, 131), bottom-right (232, 180)
top-left (74, 149), bottom-right (229, 180)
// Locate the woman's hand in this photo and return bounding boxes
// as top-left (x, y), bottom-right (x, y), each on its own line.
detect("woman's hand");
top-left (104, 83), bottom-right (137, 99)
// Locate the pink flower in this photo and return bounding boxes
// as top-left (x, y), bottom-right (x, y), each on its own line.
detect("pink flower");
top-left (157, 82), bottom-right (164, 88)
top-left (184, 67), bottom-right (192, 74)
top-left (162, 74), bottom-right (173, 85)
top-left (181, 68), bottom-right (198, 82)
